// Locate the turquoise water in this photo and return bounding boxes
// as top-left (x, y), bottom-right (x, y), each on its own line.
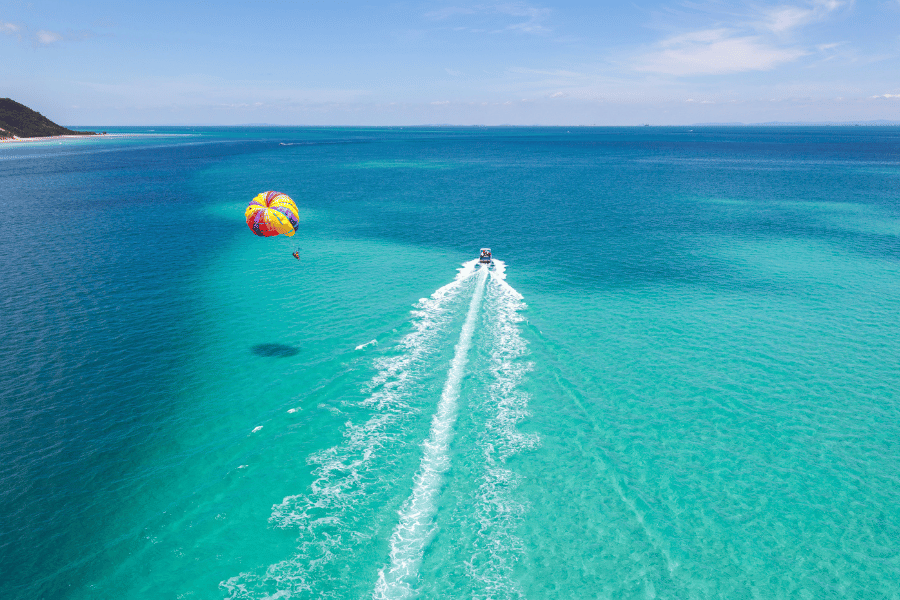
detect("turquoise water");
top-left (1, 127), bottom-right (899, 599)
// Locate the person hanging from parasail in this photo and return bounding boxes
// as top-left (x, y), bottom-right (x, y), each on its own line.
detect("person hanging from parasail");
top-left (245, 190), bottom-right (301, 259)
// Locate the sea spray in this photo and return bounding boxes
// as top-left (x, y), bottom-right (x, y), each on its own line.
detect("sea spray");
top-left (373, 266), bottom-right (489, 599)
top-left (221, 261), bottom-right (479, 599)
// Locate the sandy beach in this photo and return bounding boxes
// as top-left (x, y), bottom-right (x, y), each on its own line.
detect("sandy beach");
top-left (0, 133), bottom-right (173, 144)
top-left (0, 133), bottom-right (106, 143)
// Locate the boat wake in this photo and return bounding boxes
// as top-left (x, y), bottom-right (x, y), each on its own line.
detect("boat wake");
top-left (374, 267), bottom-right (488, 599)
top-left (464, 262), bottom-right (539, 599)
top-left (375, 260), bottom-right (538, 600)
top-left (221, 259), bottom-right (536, 599)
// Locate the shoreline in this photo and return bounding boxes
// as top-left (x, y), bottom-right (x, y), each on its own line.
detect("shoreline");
top-left (0, 132), bottom-right (183, 145)
top-left (0, 133), bottom-right (108, 144)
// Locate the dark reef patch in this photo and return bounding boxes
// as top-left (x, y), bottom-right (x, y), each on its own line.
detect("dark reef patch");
top-left (251, 343), bottom-right (299, 358)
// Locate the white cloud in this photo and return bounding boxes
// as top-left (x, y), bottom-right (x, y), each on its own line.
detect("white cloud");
top-left (758, 0), bottom-right (845, 33)
top-left (0, 21), bottom-right (90, 45)
top-left (763, 7), bottom-right (815, 33)
top-left (635, 1), bottom-right (847, 76)
top-left (502, 4), bottom-right (551, 33)
top-left (36, 29), bottom-right (62, 44)
top-left (425, 2), bottom-right (552, 34)
top-left (872, 94), bottom-right (900, 98)
top-left (431, 100), bottom-right (451, 105)
top-left (636, 28), bottom-right (808, 75)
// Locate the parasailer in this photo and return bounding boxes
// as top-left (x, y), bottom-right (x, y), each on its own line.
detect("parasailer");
top-left (246, 191), bottom-right (300, 258)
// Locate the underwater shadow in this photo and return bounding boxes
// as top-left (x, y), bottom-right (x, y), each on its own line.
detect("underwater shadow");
top-left (251, 343), bottom-right (300, 358)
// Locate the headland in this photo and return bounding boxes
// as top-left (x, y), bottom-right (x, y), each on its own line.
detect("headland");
top-left (0, 98), bottom-right (100, 142)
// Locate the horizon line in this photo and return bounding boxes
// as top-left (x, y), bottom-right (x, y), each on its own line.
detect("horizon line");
top-left (63, 121), bottom-right (900, 128)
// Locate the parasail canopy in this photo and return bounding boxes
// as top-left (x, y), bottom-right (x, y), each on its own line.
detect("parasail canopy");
top-left (245, 191), bottom-right (299, 237)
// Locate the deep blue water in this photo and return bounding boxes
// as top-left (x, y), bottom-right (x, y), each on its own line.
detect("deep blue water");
top-left (1, 127), bottom-right (899, 599)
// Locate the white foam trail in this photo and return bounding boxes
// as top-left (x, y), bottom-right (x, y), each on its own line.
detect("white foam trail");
top-left (374, 266), bottom-right (489, 600)
top-left (356, 339), bottom-right (378, 350)
top-left (221, 260), bottom-right (479, 599)
top-left (365, 259), bottom-right (479, 406)
top-left (487, 259), bottom-right (523, 301)
top-left (466, 270), bottom-right (538, 599)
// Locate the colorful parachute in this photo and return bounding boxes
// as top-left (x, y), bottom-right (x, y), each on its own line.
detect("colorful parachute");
top-left (245, 191), bottom-right (299, 237)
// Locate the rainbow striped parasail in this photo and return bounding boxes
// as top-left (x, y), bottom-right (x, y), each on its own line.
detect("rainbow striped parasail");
top-left (245, 191), bottom-right (299, 237)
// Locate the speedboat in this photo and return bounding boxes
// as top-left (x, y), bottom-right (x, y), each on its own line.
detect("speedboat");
top-left (479, 248), bottom-right (493, 265)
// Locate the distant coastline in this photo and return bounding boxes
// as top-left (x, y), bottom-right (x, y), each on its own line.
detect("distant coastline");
top-left (4, 123), bottom-right (899, 142)
top-left (689, 120), bottom-right (900, 126)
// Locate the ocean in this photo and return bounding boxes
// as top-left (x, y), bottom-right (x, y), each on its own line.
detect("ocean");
top-left (1, 126), bottom-right (898, 599)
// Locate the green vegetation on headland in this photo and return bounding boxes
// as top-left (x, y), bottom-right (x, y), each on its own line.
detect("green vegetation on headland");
top-left (0, 98), bottom-right (97, 139)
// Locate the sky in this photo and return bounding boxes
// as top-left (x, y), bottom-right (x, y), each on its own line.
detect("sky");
top-left (2, 0), bottom-right (899, 125)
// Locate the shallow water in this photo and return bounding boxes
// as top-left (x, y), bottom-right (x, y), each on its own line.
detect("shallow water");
top-left (1, 126), bottom-right (899, 599)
